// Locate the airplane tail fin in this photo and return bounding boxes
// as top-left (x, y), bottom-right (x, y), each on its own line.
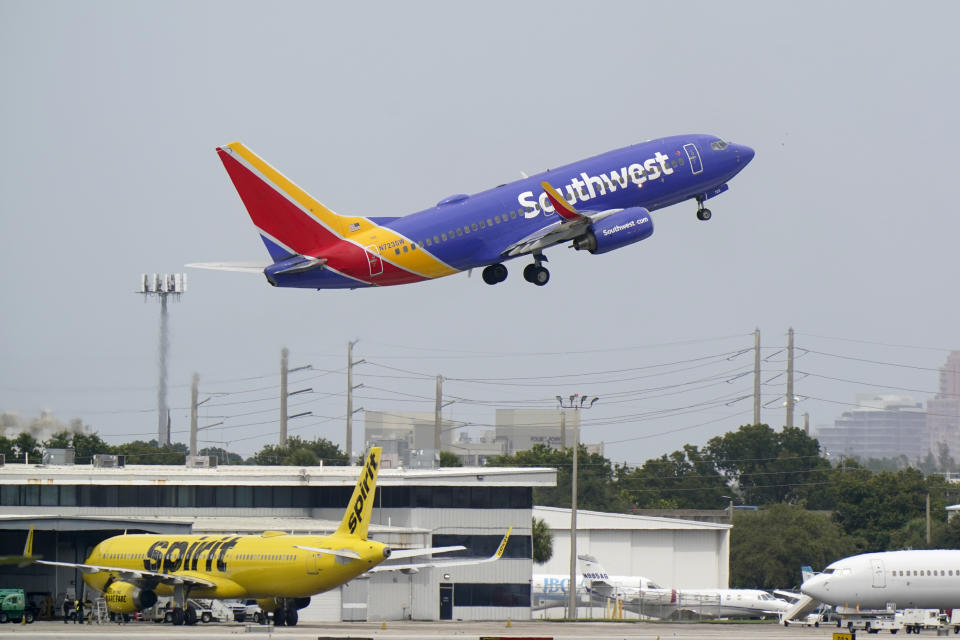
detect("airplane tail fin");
top-left (800, 565), bottom-right (815, 583)
top-left (24, 525), bottom-right (34, 557)
top-left (334, 447), bottom-right (382, 540)
top-left (216, 142), bottom-right (352, 261)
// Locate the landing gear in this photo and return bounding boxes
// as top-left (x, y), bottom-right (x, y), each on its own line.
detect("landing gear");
top-left (523, 254), bottom-right (550, 286)
top-left (696, 197), bottom-right (712, 221)
top-left (482, 263), bottom-right (507, 285)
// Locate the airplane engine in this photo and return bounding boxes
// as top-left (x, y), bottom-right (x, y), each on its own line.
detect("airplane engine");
top-left (102, 581), bottom-right (157, 614)
top-left (572, 207), bottom-right (653, 255)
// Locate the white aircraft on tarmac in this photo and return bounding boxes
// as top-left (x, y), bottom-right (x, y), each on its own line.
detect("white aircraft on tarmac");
top-left (800, 549), bottom-right (960, 610)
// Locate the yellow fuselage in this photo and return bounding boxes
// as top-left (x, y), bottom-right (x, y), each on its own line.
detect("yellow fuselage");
top-left (84, 532), bottom-right (388, 600)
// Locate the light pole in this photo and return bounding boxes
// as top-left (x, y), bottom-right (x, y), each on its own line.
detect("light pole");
top-left (556, 393), bottom-right (599, 619)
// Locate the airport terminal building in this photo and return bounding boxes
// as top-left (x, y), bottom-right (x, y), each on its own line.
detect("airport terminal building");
top-left (0, 458), bottom-right (553, 622)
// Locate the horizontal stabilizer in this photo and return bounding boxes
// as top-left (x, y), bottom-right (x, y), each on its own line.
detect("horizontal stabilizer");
top-left (386, 545), bottom-right (465, 560)
top-left (186, 261), bottom-right (269, 273)
top-left (369, 526), bottom-right (511, 573)
top-left (292, 545), bottom-right (361, 560)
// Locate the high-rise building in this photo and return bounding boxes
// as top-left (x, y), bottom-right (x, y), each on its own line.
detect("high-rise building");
top-left (815, 394), bottom-right (928, 462)
top-left (927, 351), bottom-right (960, 460)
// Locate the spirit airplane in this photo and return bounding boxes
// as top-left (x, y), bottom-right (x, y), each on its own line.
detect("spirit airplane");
top-left (192, 135), bottom-right (754, 289)
top-left (29, 447), bottom-right (511, 626)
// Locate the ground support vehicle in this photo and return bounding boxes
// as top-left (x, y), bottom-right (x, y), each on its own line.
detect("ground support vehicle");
top-left (0, 588), bottom-right (35, 623)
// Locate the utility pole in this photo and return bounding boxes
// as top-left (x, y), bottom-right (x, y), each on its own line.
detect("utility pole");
top-left (786, 327), bottom-right (795, 429)
top-left (346, 340), bottom-right (364, 463)
top-left (279, 348), bottom-right (312, 448)
top-left (280, 348), bottom-right (288, 446)
top-left (190, 373), bottom-right (199, 457)
top-left (557, 393), bottom-right (599, 620)
top-left (434, 375), bottom-right (443, 453)
top-left (926, 493), bottom-right (932, 546)
top-left (753, 328), bottom-right (761, 425)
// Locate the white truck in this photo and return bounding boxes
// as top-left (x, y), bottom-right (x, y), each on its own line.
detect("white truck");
top-left (900, 608), bottom-right (940, 634)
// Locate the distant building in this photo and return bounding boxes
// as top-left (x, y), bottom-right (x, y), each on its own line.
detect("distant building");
top-left (927, 351), bottom-right (960, 460)
top-left (363, 411), bottom-right (456, 468)
top-left (495, 409), bottom-right (604, 457)
top-left (816, 394), bottom-right (928, 462)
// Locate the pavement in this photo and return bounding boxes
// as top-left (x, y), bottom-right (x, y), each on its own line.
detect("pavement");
top-left (0, 619), bottom-right (852, 639)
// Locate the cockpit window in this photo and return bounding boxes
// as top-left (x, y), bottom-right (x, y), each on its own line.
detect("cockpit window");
top-left (822, 568), bottom-right (835, 574)
top-left (711, 139), bottom-right (730, 150)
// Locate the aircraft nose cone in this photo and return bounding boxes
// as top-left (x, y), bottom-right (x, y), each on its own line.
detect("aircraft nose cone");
top-left (737, 144), bottom-right (755, 165)
top-left (801, 575), bottom-right (827, 600)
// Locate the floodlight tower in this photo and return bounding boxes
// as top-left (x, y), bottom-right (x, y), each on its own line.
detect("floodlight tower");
top-left (137, 273), bottom-right (187, 445)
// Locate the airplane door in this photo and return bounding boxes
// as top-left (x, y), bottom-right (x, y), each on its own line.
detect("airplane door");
top-left (365, 245), bottom-right (383, 277)
top-left (439, 583), bottom-right (453, 620)
top-left (871, 558), bottom-right (886, 588)
top-left (684, 143), bottom-right (704, 175)
top-left (306, 553), bottom-right (320, 575)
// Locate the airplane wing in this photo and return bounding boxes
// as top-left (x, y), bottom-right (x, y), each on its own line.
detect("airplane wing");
top-left (186, 261), bottom-right (270, 273)
top-left (35, 559), bottom-right (216, 589)
top-left (368, 527), bottom-right (512, 573)
top-left (501, 182), bottom-right (617, 258)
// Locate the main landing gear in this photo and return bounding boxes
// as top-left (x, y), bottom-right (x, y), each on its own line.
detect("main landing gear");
top-left (523, 254), bottom-right (549, 286)
top-left (696, 196), bottom-right (712, 221)
top-left (482, 263), bottom-right (507, 285)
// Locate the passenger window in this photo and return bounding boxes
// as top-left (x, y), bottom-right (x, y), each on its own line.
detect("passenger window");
top-left (463, 226), bottom-right (470, 234)
top-left (403, 245), bottom-right (409, 252)
top-left (479, 220), bottom-right (485, 229)
top-left (487, 218), bottom-right (493, 226)
top-left (425, 238), bottom-right (432, 247)
top-left (471, 223), bottom-right (478, 231)
top-left (456, 229), bottom-right (463, 236)
top-left (510, 211), bottom-right (517, 219)
top-left (441, 233), bottom-right (447, 241)
top-left (433, 235), bottom-right (440, 243)
top-left (395, 248), bottom-right (400, 255)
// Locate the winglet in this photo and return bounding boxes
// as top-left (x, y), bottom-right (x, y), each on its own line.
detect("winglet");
top-left (334, 447), bottom-right (382, 540)
top-left (24, 525), bottom-right (34, 557)
top-left (540, 182), bottom-right (583, 221)
top-left (494, 526), bottom-right (513, 559)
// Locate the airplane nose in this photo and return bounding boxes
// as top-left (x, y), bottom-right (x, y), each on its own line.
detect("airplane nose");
top-left (801, 575), bottom-right (827, 600)
top-left (736, 144), bottom-right (755, 165)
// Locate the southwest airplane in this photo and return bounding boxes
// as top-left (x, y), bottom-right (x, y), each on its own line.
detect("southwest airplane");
top-left (534, 555), bottom-right (789, 619)
top-left (29, 447), bottom-right (511, 626)
top-left (799, 549), bottom-right (960, 610)
top-left (191, 135), bottom-right (754, 289)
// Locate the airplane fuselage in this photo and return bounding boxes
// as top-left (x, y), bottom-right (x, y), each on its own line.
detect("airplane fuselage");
top-left (83, 532), bottom-right (388, 600)
top-left (801, 549), bottom-right (960, 609)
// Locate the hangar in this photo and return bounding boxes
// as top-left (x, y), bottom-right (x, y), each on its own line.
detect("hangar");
top-left (0, 457), bottom-right (553, 621)
top-left (533, 506), bottom-right (731, 589)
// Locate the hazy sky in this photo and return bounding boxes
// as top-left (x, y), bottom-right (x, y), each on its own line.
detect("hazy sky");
top-left (2, 1), bottom-right (958, 465)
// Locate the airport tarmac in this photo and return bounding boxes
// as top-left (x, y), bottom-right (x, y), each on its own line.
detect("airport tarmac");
top-left (1, 620), bottom-right (855, 640)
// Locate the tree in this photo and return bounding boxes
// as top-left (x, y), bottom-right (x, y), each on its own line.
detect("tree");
top-left (439, 450), bottom-right (462, 467)
top-left (706, 424), bottom-right (831, 505)
top-left (730, 503), bottom-right (863, 589)
top-left (114, 440), bottom-right (187, 465)
top-left (485, 444), bottom-right (628, 512)
top-left (617, 444), bottom-right (729, 509)
top-left (12, 433), bottom-right (42, 463)
top-left (198, 447), bottom-right (244, 465)
top-left (251, 436), bottom-right (348, 466)
top-left (44, 430), bottom-right (113, 463)
top-left (532, 517), bottom-right (553, 564)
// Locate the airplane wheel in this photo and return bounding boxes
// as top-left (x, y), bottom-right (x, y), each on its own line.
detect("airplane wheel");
top-left (274, 608), bottom-right (286, 626)
top-left (533, 266), bottom-right (549, 286)
top-left (697, 208), bottom-right (712, 221)
top-left (172, 608), bottom-right (184, 626)
top-left (185, 608), bottom-right (198, 625)
top-left (482, 264), bottom-right (506, 285)
top-left (522, 264), bottom-right (537, 283)
top-left (285, 608), bottom-right (298, 626)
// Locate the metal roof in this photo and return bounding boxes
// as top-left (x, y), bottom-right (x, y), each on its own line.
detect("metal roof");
top-left (534, 506), bottom-right (731, 531)
top-left (0, 463), bottom-right (556, 487)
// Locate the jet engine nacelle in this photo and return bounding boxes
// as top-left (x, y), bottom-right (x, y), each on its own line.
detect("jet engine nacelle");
top-left (572, 207), bottom-right (654, 255)
top-left (103, 581), bottom-right (157, 614)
